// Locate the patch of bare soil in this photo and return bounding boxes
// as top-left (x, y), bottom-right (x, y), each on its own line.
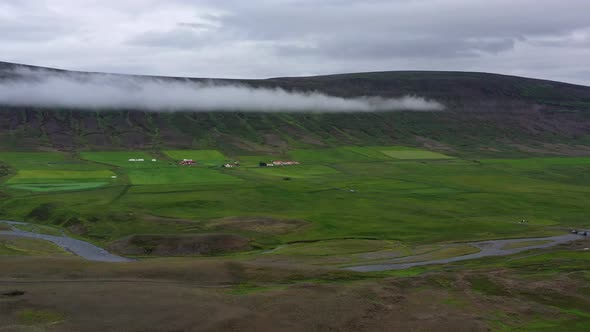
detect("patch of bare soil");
top-left (206, 216), bottom-right (309, 235)
top-left (108, 233), bottom-right (251, 256)
top-left (0, 278), bottom-right (490, 332)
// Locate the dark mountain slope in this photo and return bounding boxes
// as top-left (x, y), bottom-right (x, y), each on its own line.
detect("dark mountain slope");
top-left (1, 61), bottom-right (590, 155)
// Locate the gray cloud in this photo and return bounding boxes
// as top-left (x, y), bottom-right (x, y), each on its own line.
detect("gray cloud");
top-left (129, 27), bottom-right (211, 49)
top-left (0, 68), bottom-right (444, 112)
top-left (278, 37), bottom-right (516, 59)
top-left (1, 1), bottom-right (590, 85)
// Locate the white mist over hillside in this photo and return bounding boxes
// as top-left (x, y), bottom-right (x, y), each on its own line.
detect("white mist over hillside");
top-left (0, 68), bottom-right (444, 112)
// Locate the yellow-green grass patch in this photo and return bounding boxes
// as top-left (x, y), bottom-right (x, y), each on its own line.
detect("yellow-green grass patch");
top-left (17, 308), bottom-right (65, 325)
top-left (6, 169), bottom-right (116, 183)
top-left (380, 149), bottom-right (453, 160)
top-left (4, 169), bottom-right (115, 192)
top-left (0, 236), bottom-right (71, 256)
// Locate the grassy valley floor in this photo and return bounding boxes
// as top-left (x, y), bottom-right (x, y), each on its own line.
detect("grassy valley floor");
top-left (1, 146), bottom-right (589, 330)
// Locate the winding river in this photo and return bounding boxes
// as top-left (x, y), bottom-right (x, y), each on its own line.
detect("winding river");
top-left (0, 220), bottom-right (131, 262)
top-left (344, 232), bottom-right (587, 272)
top-left (1, 220), bottom-right (586, 269)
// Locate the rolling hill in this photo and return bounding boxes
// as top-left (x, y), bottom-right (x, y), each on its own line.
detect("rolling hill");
top-left (1, 61), bottom-right (590, 156)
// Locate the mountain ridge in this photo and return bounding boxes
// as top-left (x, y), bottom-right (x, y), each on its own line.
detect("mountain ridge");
top-left (1, 61), bottom-right (589, 155)
top-left (2, 60), bottom-right (589, 89)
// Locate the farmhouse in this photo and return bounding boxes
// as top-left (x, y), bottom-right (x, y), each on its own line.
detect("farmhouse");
top-left (179, 159), bottom-right (196, 165)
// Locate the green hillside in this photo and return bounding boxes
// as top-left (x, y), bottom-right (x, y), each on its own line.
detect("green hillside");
top-left (1, 61), bottom-right (590, 155)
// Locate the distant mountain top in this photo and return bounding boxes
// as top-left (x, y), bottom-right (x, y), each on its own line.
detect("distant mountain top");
top-left (1, 61), bottom-right (589, 110)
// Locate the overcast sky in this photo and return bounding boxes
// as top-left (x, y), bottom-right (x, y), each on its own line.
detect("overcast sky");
top-left (2, 0), bottom-right (589, 85)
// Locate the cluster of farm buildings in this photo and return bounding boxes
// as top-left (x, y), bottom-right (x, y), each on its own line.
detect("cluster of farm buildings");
top-left (175, 158), bottom-right (300, 168)
top-left (126, 157), bottom-right (300, 168)
top-left (178, 159), bottom-right (238, 168)
top-left (259, 160), bottom-right (301, 167)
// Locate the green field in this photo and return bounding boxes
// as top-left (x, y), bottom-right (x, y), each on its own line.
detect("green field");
top-left (287, 146), bottom-right (452, 163)
top-left (237, 155), bottom-right (283, 167)
top-left (245, 165), bottom-right (339, 178)
top-left (127, 168), bottom-right (242, 185)
top-left (288, 147), bottom-right (384, 163)
top-left (7, 170), bottom-right (115, 183)
top-left (0, 153), bottom-right (117, 192)
top-left (7, 182), bottom-right (109, 192)
top-left (1, 146), bottom-right (588, 246)
top-left (79, 151), bottom-right (165, 168)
